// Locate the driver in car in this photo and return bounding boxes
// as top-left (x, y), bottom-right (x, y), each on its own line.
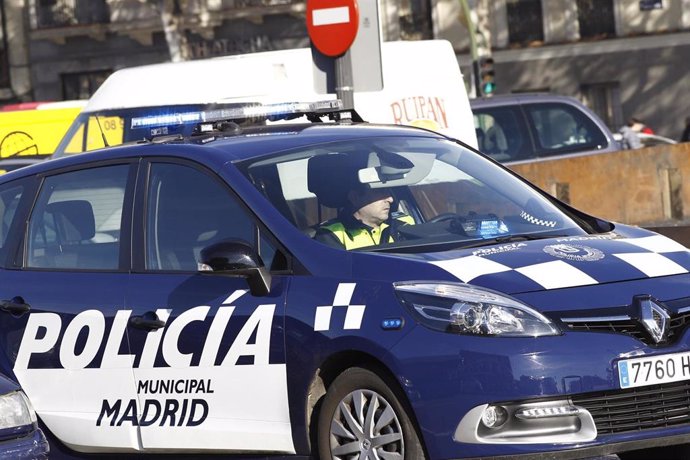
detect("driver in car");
top-left (314, 185), bottom-right (412, 250)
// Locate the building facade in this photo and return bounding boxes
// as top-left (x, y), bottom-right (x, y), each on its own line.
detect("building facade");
top-left (1, 0), bottom-right (689, 139)
top-left (437, 0), bottom-right (690, 139)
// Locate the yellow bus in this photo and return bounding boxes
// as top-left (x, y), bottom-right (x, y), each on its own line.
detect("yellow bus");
top-left (0, 100), bottom-right (87, 158)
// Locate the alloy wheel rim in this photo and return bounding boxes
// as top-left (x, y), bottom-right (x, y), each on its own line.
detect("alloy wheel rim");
top-left (329, 389), bottom-right (404, 459)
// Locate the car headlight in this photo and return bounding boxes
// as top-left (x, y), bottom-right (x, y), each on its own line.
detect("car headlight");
top-left (394, 282), bottom-right (560, 337)
top-left (0, 391), bottom-right (36, 432)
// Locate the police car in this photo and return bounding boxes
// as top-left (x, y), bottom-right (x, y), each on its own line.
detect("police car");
top-left (1, 100), bottom-right (690, 460)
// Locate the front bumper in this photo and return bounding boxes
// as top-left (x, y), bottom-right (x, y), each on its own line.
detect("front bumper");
top-left (0, 428), bottom-right (49, 460)
top-left (390, 324), bottom-right (690, 458)
top-left (453, 432), bottom-right (690, 459)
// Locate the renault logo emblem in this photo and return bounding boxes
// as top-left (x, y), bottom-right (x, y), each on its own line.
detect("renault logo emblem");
top-left (634, 295), bottom-right (670, 344)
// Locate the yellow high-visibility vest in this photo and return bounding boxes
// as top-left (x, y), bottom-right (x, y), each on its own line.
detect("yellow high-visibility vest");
top-left (321, 215), bottom-right (414, 250)
top-left (322, 222), bottom-right (392, 250)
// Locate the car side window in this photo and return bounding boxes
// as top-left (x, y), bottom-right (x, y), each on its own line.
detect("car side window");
top-left (525, 103), bottom-right (607, 156)
top-left (145, 162), bottom-right (256, 271)
top-left (473, 108), bottom-right (527, 162)
top-left (0, 182), bottom-right (25, 260)
top-left (27, 165), bottom-right (129, 270)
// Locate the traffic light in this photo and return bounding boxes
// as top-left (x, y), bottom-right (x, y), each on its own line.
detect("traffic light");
top-left (479, 56), bottom-right (496, 96)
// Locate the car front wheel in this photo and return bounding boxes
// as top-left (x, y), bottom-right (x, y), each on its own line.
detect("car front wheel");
top-left (317, 367), bottom-right (426, 460)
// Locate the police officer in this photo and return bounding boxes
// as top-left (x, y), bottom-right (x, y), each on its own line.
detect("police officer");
top-left (314, 185), bottom-right (411, 250)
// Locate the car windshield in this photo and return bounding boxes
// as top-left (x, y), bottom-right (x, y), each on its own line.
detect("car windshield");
top-left (241, 136), bottom-right (592, 252)
top-left (52, 103), bottom-right (262, 158)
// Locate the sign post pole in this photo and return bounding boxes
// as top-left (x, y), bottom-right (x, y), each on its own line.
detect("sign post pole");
top-left (458, 0), bottom-right (480, 98)
top-left (307, 0), bottom-right (359, 109)
top-left (335, 51), bottom-right (355, 109)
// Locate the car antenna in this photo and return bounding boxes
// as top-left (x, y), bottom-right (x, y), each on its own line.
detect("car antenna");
top-left (94, 115), bottom-right (110, 148)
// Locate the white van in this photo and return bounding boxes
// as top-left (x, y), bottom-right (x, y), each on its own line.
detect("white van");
top-left (52, 40), bottom-right (476, 157)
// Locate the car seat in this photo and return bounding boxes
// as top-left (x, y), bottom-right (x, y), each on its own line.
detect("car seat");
top-left (307, 153), bottom-right (360, 209)
top-left (30, 200), bottom-right (105, 268)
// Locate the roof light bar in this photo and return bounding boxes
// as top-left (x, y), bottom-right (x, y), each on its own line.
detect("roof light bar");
top-left (130, 100), bottom-right (344, 129)
top-left (225, 100), bottom-right (343, 121)
top-left (131, 111), bottom-right (204, 129)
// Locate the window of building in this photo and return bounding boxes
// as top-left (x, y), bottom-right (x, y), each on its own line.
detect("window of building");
top-left (506, 0), bottom-right (544, 46)
top-left (576, 0), bottom-right (615, 39)
top-left (62, 70), bottom-right (111, 100)
top-left (0, 0), bottom-right (9, 88)
top-left (581, 82), bottom-right (622, 131)
top-left (400, 0), bottom-right (433, 40)
top-left (33, 0), bottom-right (110, 28)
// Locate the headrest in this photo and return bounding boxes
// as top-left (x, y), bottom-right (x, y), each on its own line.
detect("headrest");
top-left (307, 153), bottom-right (361, 208)
top-left (46, 200), bottom-right (95, 243)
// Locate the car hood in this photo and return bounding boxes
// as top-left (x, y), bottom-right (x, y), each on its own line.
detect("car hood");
top-left (393, 225), bottom-right (690, 295)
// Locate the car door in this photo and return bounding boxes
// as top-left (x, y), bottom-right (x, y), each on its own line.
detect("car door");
top-left (125, 158), bottom-right (293, 453)
top-left (0, 162), bottom-right (140, 451)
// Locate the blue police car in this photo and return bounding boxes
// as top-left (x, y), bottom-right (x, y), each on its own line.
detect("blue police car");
top-left (1, 101), bottom-right (690, 459)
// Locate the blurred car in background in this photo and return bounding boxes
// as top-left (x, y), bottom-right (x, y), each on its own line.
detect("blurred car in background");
top-left (612, 131), bottom-right (678, 148)
top-left (638, 133), bottom-right (677, 147)
top-left (471, 93), bottom-right (619, 164)
top-left (0, 374), bottom-right (48, 459)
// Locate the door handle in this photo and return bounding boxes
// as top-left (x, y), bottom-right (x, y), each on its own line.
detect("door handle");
top-left (0, 297), bottom-right (30, 315)
top-left (129, 312), bottom-right (166, 331)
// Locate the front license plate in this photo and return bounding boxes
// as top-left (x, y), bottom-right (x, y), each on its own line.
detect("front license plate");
top-left (618, 352), bottom-right (690, 389)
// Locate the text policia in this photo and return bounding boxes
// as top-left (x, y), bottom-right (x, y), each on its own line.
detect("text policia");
top-left (14, 290), bottom-right (276, 428)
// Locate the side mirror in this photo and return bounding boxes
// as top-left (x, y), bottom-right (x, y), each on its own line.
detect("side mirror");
top-left (200, 240), bottom-right (272, 297)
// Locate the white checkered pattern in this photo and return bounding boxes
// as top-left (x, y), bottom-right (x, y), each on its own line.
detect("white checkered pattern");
top-left (515, 260), bottom-right (598, 289)
top-left (431, 235), bottom-right (690, 290)
top-left (617, 235), bottom-right (687, 253)
top-left (432, 256), bottom-right (511, 282)
top-left (612, 252), bottom-right (686, 278)
top-left (520, 211), bottom-right (557, 228)
top-left (314, 283), bottom-right (366, 331)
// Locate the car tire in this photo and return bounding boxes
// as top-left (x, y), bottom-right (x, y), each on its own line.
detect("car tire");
top-left (317, 367), bottom-right (426, 460)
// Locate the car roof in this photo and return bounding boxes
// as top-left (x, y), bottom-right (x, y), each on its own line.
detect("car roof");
top-left (469, 92), bottom-right (584, 108)
top-left (0, 157), bottom-right (44, 166)
top-left (0, 122), bottom-right (445, 181)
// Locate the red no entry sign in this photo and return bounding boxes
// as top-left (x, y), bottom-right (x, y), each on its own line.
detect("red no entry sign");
top-left (306, 0), bottom-right (359, 57)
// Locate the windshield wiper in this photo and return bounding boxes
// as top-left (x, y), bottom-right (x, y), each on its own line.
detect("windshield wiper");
top-left (364, 233), bottom-right (570, 254)
top-left (456, 233), bottom-right (568, 249)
